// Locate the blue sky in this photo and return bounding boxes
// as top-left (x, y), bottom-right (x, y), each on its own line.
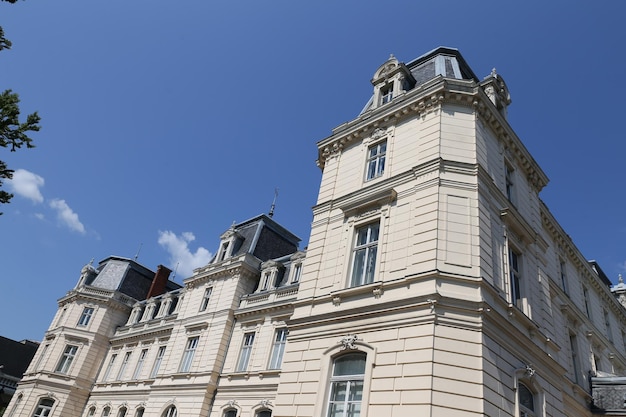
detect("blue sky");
top-left (2, 1), bottom-right (625, 341)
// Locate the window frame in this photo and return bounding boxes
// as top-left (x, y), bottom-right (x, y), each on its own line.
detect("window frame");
top-left (77, 306), bottom-right (95, 327)
top-left (32, 398), bottom-right (55, 417)
top-left (117, 351), bottom-right (132, 381)
top-left (505, 161), bottom-right (516, 205)
top-left (236, 332), bottom-right (255, 372)
top-left (199, 287), bottom-right (213, 312)
top-left (291, 263), bottom-right (302, 284)
top-left (163, 406), bottom-right (177, 417)
top-left (268, 328), bottom-right (288, 370)
top-left (133, 348), bottom-right (148, 380)
top-left (150, 346), bottom-right (166, 378)
top-left (103, 353), bottom-right (117, 381)
top-left (55, 344), bottom-right (78, 374)
top-left (179, 337), bottom-right (199, 373)
top-left (365, 140), bottom-right (386, 181)
top-left (325, 352), bottom-right (366, 417)
top-left (350, 221), bottom-right (380, 288)
top-left (508, 247), bottom-right (522, 309)
top-left (518, 382), bottom-right (536, 417)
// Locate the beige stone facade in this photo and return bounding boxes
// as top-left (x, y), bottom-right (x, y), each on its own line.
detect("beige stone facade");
top-left (7, 47), bottom-right (626, 417)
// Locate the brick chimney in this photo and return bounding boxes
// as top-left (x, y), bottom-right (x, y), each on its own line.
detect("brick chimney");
top-left (146, 265), bottom-right (172, 299)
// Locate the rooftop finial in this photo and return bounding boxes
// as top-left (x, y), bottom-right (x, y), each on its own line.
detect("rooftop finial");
top-left (491, 68), bottom-right (497, 78)
top-left (269, 188), bottom-right (279, 218)
top-left (620, 274), bottom-right (623, 284)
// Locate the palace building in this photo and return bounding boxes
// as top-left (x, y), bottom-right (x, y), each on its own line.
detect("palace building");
top-left (7, 47), bottom-right (626, 417)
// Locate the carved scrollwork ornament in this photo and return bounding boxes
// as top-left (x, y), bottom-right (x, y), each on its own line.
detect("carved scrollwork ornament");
top-left (340, 334), bottom-right (359, 350)
top-left (525, 364), bottom-right (536, 378)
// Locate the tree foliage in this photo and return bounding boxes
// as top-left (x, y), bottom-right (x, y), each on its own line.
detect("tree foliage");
top-left (0, 0), bottom-right (41, 212)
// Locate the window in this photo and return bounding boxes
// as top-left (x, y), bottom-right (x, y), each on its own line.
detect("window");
top-left (223, 410), bottom-right (237, 417)
top-left (570, 334), bottom-right (580, 384)
top-left (103, 353), bottom-right (117, 381)
top-left (117, 408), bottom-right (127, 417)
top-left (505, 162), bottom-right (516, 204)
top-left (133, 349), bottom-right (148, 379)
top-left (268, 328), bottom-right (288, 369)
top-left (292, 263), bottom-right (302, 283)
top-left (34, 343), bottom-right (49, 371)
top-left (151, 346), bottom-right (166, 378)
top-left (256, 411), bottom-right (272, 417)
top-left (117, 351), bottom-right (132, 380)
top-left (78, 307), bottom-right (94, 326)
top-left (237, 333), bottom-right (255, 371)
top-left (604, 309), bottom-right (614, 343)
top-left (261, 272), bottom-right (271, 291)
top-left (327, 353), bottom-right (366, 417)
top-left (365, 141), bottom-right (386, 181)
top-left (163, 406), bottom-right (177, 417)
top-left (559, 260), bottom-right (568, 294)
top-left (350, 223), bottom-right (379, 287)
top-left (134, 408), bottom-right (145, 417)
top-left (179, 337), bottom-right (199, 373)
top-left (518, 382), bottom-right (535, 417)
top-left (583, 286), bottom-right (592, 318)
top-left (55, 344), bottom-right (78, 374)
top-left (87, 407), bottom-right (96, 417)
top-left (7, 393), bottom-right (22, 417)
top-left (102, 407), bottom-right (111, 417)
top-left (199, 287), bottom-right (213, 312)
top-left (380, 83), bottom-right (393, 104)
top-left (509, 248), bottom-right (522, 308)
top-left (32, 399), bottom-right (54, 417)
top-left (218, 241), bottom-right (230, 262)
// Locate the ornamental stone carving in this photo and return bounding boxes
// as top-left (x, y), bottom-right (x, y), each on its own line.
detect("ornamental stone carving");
top-left (340, 334), bottom-right (358, 350)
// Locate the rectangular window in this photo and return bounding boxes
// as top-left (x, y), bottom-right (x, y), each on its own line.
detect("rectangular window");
top-left (380, 83), bottom-right (393, 104)
top-left (218, 241), bottom-right (229, 261)
top-left (505, 162), bottom-right (515, 205)
top-left (179, 337), bottom-right (199, 373)
top-left (103, 353), bottom-right (117, 381)
top-left (236, 333), bottom-right (255, 372)
top-left (350, 223), bottom-right (379, 287)
top-left (509, 248), bottom-right (522, 308)
top-left (604, 309), bottom-right (614, 343)
top-left (268, 328), bottom-right (288, 370)
top-left (117, 351), bottom-right (132, 380)
top-left (559, 260), bottom-right (568, 295)
top-left (292, 264), bottom-right (302, 283)
top-left (261, 272), bottom-right (271, 291)
top-left (150, 346), bottom-right (166, 378)
top-left (55, 345), bottom-right (78, 374)
top-left (199, 287), bottom-right (213, 312)
top-left (365, 141), bottom-right (386, 181)
top-left (77, 307), bottom-right (94, 326)
top-left (570, 334), bottom-right (580, 384)
top-left (133, 349), bottom-right (148, 380)
top-left (34, 343), bottom-right (49, 371)
top-left (583, 286), bottom-right (592, 318)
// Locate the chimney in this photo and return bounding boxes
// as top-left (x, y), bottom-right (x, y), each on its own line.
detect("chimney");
top-left (146, 265), bottom-right (172, 299)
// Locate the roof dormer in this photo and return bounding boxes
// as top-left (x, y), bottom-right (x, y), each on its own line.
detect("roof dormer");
top-left (371, 54), bottom-right (415, 109)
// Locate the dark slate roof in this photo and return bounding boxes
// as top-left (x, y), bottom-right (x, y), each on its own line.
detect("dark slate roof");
top-left (405, 46), bottom-right (478, 86)
top-left (0, 337), bottom-right (39, 379)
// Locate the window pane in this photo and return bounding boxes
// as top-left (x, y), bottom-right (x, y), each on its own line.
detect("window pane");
top-left (333, 354), bottom-right (366, 376)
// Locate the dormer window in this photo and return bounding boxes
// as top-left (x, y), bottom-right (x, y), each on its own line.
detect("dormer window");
top-left (261, 272), bottom-right (271, 291)
top-left (218, 241), bottom-right (230, 262)
top-left (380, 83), bottom-right (393, 105)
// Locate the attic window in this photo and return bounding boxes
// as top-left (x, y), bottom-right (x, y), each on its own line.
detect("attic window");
top-left (380, 83), bottom-right (394, 104)
top-left (218, 242), bottom-right (230, 262)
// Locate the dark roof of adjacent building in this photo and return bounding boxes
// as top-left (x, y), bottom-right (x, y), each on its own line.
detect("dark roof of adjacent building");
top-left (0, 336), bottom-right (39, 379)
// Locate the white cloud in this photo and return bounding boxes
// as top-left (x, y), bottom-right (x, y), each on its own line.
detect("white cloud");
top-left (7, 169), bottom-right (45, 203)
top-left (49, 199), bottom-right (86, 234)
top-left (158, 230), bottom-right (212, 278)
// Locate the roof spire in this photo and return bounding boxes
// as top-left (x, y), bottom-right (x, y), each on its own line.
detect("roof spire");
top-left (269, 188), bottom-right (279, 218)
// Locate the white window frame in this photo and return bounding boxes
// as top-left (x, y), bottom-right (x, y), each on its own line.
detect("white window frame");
top-left (350, 222), bottom-right (380, 287)
top-left (55, 344), bottom-right (78, 374)
top-left (379, 82), bottom-right (394, 105)
top-left (133, 349), bottom-right (148, 380)
top-left (163, 406), bottom-right (177, 417)
top-left (77, 306), bottom-right (95, 326)
top-left (268, 328), bottom-right (288, 370)
top-left (505, 161), bottom-right (516, 205)
top-left (518, 382), bottom-right (536, 417)
top-left (508, 248), bottom-right (522, 309)
top-left (117, 407), bottom-right (127, 417)
top-left (103, 353), bottom-right (117, 381)
top-left (236, 332), bottom-right (255, 372)
top-left (291, 263), bottom-right (302, 284)
top-left (199, 287), bottom-right (213, 312)
top-left (32, 399), bottom-right (54, 417)
top-left (117, 351), bottom-right (132, 380)
top-left (151, 346), bottom-right (166, 378)
top-left (365, 141), bottom-right (386, 181)
top-left (179, 337), bottom-right (199, 373)
top-left (326, 353), bottom-right (366, 417)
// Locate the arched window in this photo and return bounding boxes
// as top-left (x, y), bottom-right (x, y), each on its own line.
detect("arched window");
top-left (327, 353), bottom-right (366, 417)
top-left (32, 399), bottom-right (54, 417)
top-left (256, 410), bottom-right (271, 417)
top-left (134, 408), bottom-right (145, 417)
top-left (518, 382), bottom-right (535, 417)
top-left (163, 406), bottom-right (177, 417)
top-left (102, 406), bottom-right (111, 417)
top-left (117, 407), bottom-right (127, 417)
top-left (86, 406), bottom-right (96, 417)
top-left (223, 409), bottom-right (237, 417)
